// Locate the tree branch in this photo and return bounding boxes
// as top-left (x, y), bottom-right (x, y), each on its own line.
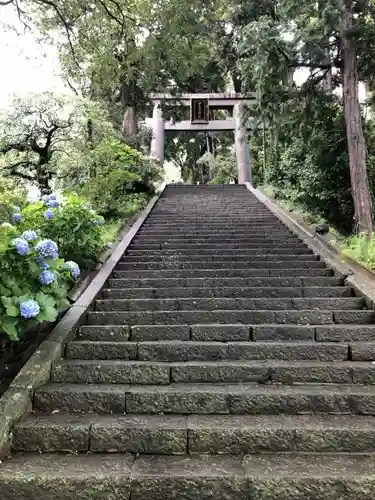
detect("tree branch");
top-left (34, 0), bottom-right (81, 69)
top-left (0, 142), bottom-right (30, 154)
top-left (6, 162), bottom-right (35, 181)
top-left (0, 0), bottom-right (15, 5)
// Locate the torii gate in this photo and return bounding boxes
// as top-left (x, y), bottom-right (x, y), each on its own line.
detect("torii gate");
top-left (149, 93), bottom-right (256, 184)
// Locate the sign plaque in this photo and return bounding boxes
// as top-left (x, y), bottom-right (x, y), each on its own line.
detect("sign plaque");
top-left (191, 98), bottom-right (209, 123)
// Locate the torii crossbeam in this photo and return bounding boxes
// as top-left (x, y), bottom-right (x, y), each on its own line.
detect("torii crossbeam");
top-left (148, 93), bottom-right (256, 184)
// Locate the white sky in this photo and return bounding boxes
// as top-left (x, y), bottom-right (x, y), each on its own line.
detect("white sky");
top-left (0, 4), bottom-right (366, 110)
top-left (0, 5), bottom-right (69, 109)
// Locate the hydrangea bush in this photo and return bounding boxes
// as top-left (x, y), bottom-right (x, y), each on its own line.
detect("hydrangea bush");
top-left (0, 226), bottom-right (80, 341)
top-left (18, 193), bottom-right (107, 268)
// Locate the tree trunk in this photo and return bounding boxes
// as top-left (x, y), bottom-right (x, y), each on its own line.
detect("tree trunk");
top-left (340, 0), bottom-right (373, 235)
top-left (120, 81), bottom-right (138, 144)
top-left (123, 107), bottom-right (137, 142)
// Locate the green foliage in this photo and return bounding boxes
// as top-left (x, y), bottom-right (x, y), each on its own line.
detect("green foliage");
top-left (0, 228), bottom-right (76, 341)
top-left (18, 195), bottom-right (107, 268)
top-left (79, 138), bottom-right (162, 218)
top-left (254, 98), bottom-right (355, 233)
top-left (0, 177), bottom-right (26, 223)
top-left (209, 153), bottom-right (237, 184)
top-left (342, 233), bottom-right (375, 271)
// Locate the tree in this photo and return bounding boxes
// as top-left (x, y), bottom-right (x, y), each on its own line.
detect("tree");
top-left (238, 0), bottom-right (375, 234)
top-left (22, 0), bottom-right (227, 141)
top-left (0, 92), bottom-right (116, 193)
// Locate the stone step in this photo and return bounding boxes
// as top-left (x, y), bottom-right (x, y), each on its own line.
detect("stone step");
top-left (123, 254), bottom-right (320, 262)
top-left (107, 276), bottom-right (342, 289)
top-left (65, 340), bottom-right (349, 361)
top-left (77, 324), bottom-right (375, 342)
top-left (137, 230), bottom-right (296, 237)
top-left (87, 309), bottom-right (373, 326)
top-left (13, 413), bottom-right (375, 454)
top-left (112, 269), bottom-right (333, 279)
top-left (117, 260), bottom-right (326, 270)
top-left (51, 359), bottom-right (375, 385)
top-left (95, 297), bottom-right (362, 312)
top-left (102, 286), bottom-right (353, 299)
top-left (130, 243), bottom-right (310, 250)
top-left (34, 382), bottom-right (375, 415)
top-left (132, 237), bottom-right (302, 245)
top-left (126, 248), bottom-right (314, 256)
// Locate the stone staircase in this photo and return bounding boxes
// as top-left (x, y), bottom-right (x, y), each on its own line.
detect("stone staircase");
top-left (2, 184), bottom-right (375, 499)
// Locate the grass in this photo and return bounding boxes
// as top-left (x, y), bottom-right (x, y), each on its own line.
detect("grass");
top-left (260, 184), bottom-right (375, 273)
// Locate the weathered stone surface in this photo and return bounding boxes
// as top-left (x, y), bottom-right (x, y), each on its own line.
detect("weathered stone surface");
top-left (351, 343), bottom-right (375, 361)
top-left (0, 453), bottom-right (133, 500)
top-left (113, 268), bottom-right (270, 279)
top-left (252, 325), bottom-right (315, 342)
top-left (77, 325), bottom-right (130, 341)
top-left (269, 361), bottom-right (352, 384)
top-left (52, 360), bottom-right (170, 384)
top-left (131, 325), bottom-right (190, 341)
top-left (11, 341), bottom-right (63, 392)
top-left (292, 414), bottom-right (375, 452)
top-left (0, 388), bottom-right (31, 458)
top-left (274, 310), bottom-right (333, 325)
top-left (66, 341), bottom-right (138, 360)
top-left (187, 415), bottom-right (294, 453)
top-left (13, 414), bottom-right (91, 452)
top-left (352, 363), bottom-right (375, 384)
top-left (334, 311), bottom-right (375, 324)
top-left (137, 341), bottom-right (347, 362)
top-left (292, 297), bottom-right (361, 310)
top-left (191, 324), bottom-right (249, 341)
top-left (270, 268), bottom-right (331, 277)
top-left (131, 454), bottom-right (248, 500)
top-left (302, 277), bottom-right (342, 286)
top-left (126, 385), bottom-right (229, 414)
top-left (34, 383), bottom-right (126, 413)
top-left (243, 453), bottom-right (375, 500)
top-left (90, 415), bottom-right (187, 454)
top-left (171, 361), bottom-right (270, 383)
top-left (303, 286), bottom-right (352, 297)
top-left (316, 326), bottom-right (375, 342)
top-left (228, 384), bottom-right (354, 415)
top-left (96, 298), bottom-right (179, 311)
top-left (89, 310), bottom-right (276, 325)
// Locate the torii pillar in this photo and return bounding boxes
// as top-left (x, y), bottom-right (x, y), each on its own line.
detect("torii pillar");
top-left (150, 103), bottom-right (164, 164)
top-left (233, 102), bottom-right (252, 184)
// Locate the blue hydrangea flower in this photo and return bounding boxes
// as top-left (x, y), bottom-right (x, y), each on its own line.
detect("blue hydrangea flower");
top-left (44, 209), bottom-right (54, 220)
top-left (42, 194), bottom-right (50, 203)
top-left (36, 256), bottom-right (49, 270)
top-left (66, 261), bottom-right (80, 279)
top-left (22, 230), bottom-right (37, 241)
top-left (39, 270), bottom-right (55, 285)
top-left (12, 213), bottom-right (21, 223)
top-left (12, 238), bottom-right (30, 256)
top-left (48, 199), bottom-right (59, 208)
top-left (49, 194), bottom-right (57, 200)
top-left (35, 239), bottom-right (59, 260)
top-left (20, 299), bottom-right (40, 319)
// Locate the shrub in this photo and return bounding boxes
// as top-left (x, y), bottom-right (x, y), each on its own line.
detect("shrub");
top-left (17, 194), bottom-right (107, 269)
top-left (0, 177), bottom-right (27, 223)
top-left (80, 138), bottom-right (162, 218)
top-left (342, 233), bottom-right (375, 271)
top-left (0, 226), bottom-right (79, 340)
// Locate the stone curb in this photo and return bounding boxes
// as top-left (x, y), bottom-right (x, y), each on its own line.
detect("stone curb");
top-left (246, 184), bottom-right (375, 307)
top-left (0, 183), bottom-right (166, 459)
